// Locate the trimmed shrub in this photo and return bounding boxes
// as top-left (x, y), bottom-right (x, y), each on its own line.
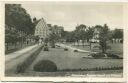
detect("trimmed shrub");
top-left (106, 53), bottom-right (120, 59)
top-left (64, 48), bottom-right (68, 51)
top-left (43, 46), bottom-right (49, 51)
top-left (74, 49), bottom-right (78, 52)
top-left (16, 45), bottom-right (43, 73)
top-left (16, 63), bottom-right (25, 73)
top-left (91, 53), bottom-right (105, 58)
top-left (33, 60), bottom-right (57, 72)
top-left (51, 45), bottom-right (55, 48)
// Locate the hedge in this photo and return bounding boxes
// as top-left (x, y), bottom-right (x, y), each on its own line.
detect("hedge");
top-left (33, 60), bottom-right (57, 72)
top-left (16, 45), bottom-right (43, 73)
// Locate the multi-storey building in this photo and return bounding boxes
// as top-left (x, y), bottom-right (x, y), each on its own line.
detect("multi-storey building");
top-left (34, 18), bottom-right (50, 39)
top-left (47, 24), bottom-right (64, 37)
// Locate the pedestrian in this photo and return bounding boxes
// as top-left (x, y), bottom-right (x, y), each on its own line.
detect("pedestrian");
top-left (27, 40), bottom-right (29, 45)
top-left (39, 39), bottom-right (42, 45)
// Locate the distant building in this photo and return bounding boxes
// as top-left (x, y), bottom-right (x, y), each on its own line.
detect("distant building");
top-left (34, 18), bottom-right (50, 39)
top-left (47, 24), bottom-right (64, 37)
top-left (91, 27), bottom-right (101, 43)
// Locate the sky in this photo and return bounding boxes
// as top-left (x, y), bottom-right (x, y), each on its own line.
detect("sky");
top-left (21, 2), bottom-right (123, 31)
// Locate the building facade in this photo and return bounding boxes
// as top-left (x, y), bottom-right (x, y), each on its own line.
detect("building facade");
top-left (91, 27), bottom-right (101, 43)
top-left (47, 24), bottom-right (64, 37)
top-left (34, 18), bottom-right (50, 39)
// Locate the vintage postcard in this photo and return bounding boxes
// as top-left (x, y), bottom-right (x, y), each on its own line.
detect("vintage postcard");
top-left (0, 82), bottom-right (127, 83)
top-left (0, 1), bottom-right (127, 82)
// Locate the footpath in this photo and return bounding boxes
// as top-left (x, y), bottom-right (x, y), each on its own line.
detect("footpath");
top-left (6, 45), bottom-right (38, 62)
top-left (56, 43), bottom-right (97, 53)
top-left (5, 44), bottom-right (43, 76)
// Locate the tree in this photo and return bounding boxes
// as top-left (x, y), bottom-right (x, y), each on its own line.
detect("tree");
top-left (63, 31), bottom-right (75, 43)
top-left (5, 27), bottom-right (20, 50)
top-left (74, 30), bottom-right (81, 46)
top-left (76, 24), bottom-right (86, 31)
top-left (5, 4), bottom-right (35, 49)
top-left (86, 26), bottom-right (94, 42)
top-left (112, 29), bottom-right (123, 39)
top-left (48, 32), bottom-right (60, 48)
top-left (99, 24), bottom-right (110, 53)
top-left (75, 24), bottom-right (87, 46)
top-left (5, 4), bottom-right (35, 34)
top-left (86, 26), bottom-right (94, 49)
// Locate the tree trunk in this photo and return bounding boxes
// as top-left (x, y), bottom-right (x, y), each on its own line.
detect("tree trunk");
top-left (77, 40), bottom-right (79, 47)
top-left (50, 41), bottom-right (55, 48)
top-left (82, 40), bottom-right (84, 47)
top-left (89, 42), bottom-right (91, 50)
top-left (15, 42), bottom-right (16, 49)
top-left (102, 48), bottom-right (105, 53)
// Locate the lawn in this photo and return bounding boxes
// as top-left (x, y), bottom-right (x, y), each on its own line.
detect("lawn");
top-left (107, 43), bottom-right (123, 57)
top-left (23, 46), bottom-right (123, 76)
top-left (69, 42), bottom-right (123, 57)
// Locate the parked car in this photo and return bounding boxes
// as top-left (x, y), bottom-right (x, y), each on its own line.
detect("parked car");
top-left (64, 48), bottom-right (68, 51)
top-left (106, 53), bottom-right (120, 59)
top-left (74, 49), bottom-right (78, 52)
top-left (88, 52), bottom-right (105, 58)
top-left (88, 52), bottom-right (121, 59)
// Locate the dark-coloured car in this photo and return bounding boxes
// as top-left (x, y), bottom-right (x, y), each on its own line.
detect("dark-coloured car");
top-left (106, 53), bottom-right (120, 59)
top-left (88, 52), bottom-right (105, 58)
top-left (88, 52), bottom-right (121, 59)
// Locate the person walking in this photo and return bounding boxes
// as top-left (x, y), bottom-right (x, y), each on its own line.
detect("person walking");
top-left (39, 38), bottom-right (42, 45)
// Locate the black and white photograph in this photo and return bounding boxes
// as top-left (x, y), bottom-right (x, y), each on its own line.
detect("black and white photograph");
top-left (0, 1), bottom-right (127, 82)
top-left (0, 82), bottom-right (127, 83)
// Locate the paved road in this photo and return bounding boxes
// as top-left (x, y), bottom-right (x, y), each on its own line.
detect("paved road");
top-left (6, 45), bottom-right (38, 62)
top-left (5, 44), bottom-right (40, 75)
top-left (56, 43), bottom-right (97, 53)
